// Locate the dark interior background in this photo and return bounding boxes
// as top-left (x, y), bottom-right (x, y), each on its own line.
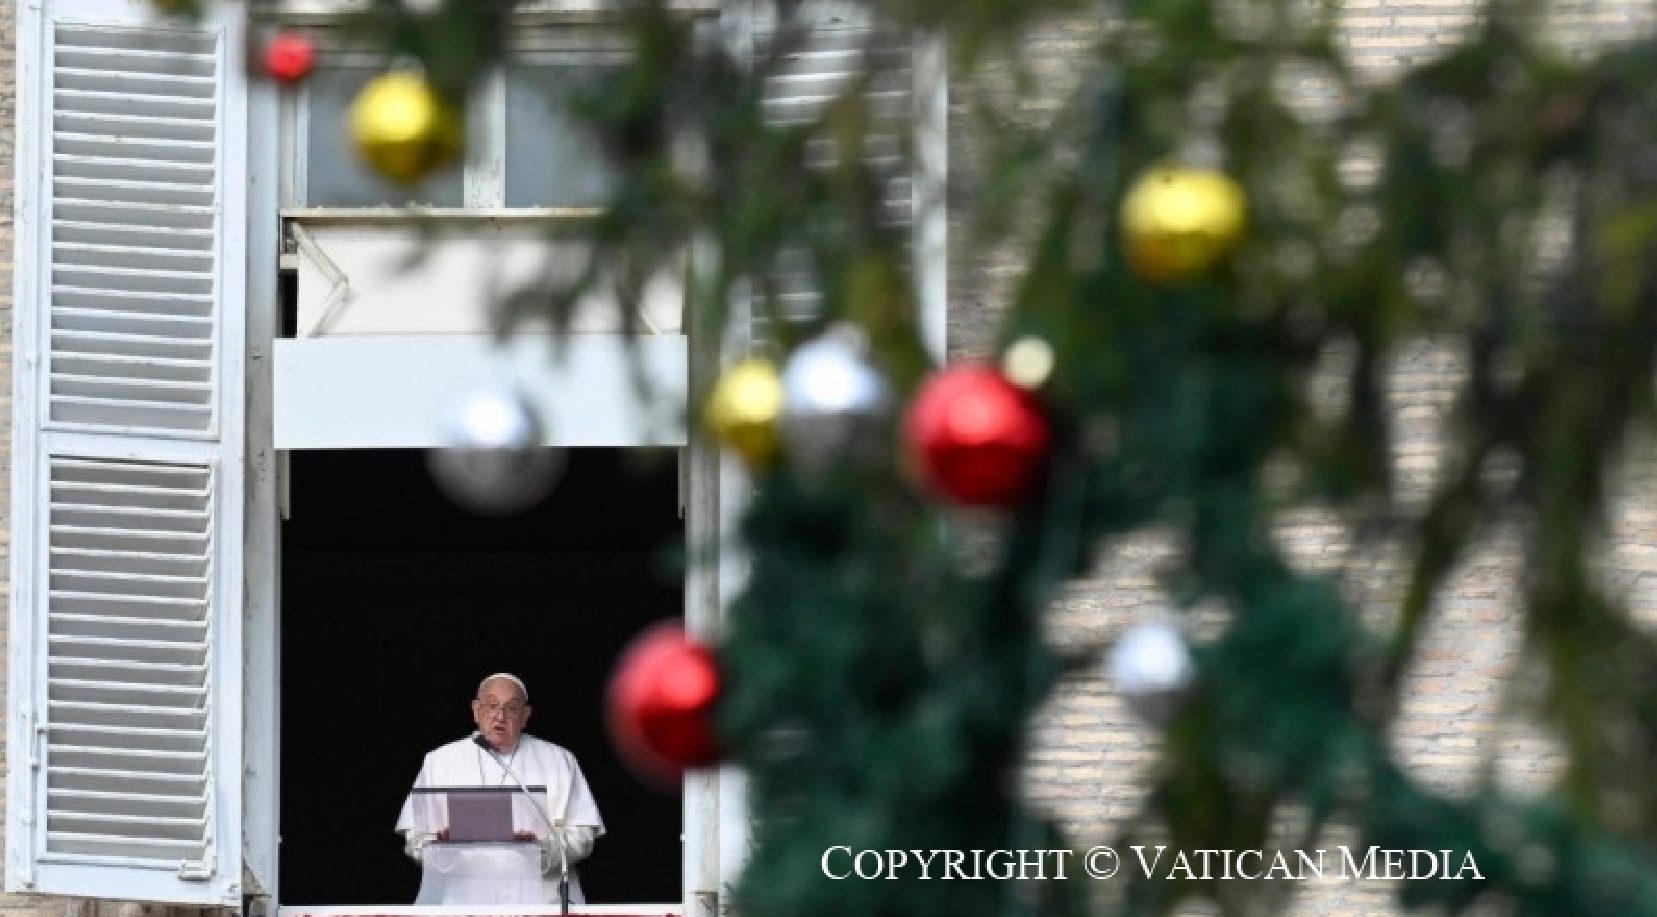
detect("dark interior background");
top-left (279, 448), bottom-right (684, 904)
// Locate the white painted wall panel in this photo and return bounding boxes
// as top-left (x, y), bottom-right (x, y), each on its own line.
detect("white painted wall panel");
top-left (291, 221), bottom-right (683, 337)
top-left (272, 334), bottom-right (687, 449)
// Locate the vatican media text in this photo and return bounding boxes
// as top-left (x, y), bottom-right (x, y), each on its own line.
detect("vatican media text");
top-left (819, 846), bottom-right (1486, 882)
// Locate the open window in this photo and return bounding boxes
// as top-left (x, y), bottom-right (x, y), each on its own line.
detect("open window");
top-left (274, 447), bottom-right (685, 906)
top-left (267, 16), bottom-right (694, 912)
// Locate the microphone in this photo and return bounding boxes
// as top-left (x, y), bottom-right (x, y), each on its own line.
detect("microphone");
top-left (473, 732), bottom-right (571, 914)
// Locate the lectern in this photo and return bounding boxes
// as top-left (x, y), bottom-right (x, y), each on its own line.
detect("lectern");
top-left (408, 786), bottom-right (550, 905)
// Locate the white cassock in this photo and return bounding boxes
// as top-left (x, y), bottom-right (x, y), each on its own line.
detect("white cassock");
top-left (396, 734), bottom-right (605, 904)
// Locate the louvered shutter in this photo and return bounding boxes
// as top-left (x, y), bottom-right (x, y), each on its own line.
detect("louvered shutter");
top-left (755, 3), bottom-right (945, 352)
top-left (8, 0), bottom-right (247, 905)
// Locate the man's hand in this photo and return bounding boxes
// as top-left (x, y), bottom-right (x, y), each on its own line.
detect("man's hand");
top-left (514, 830), bottom-right (539, 842)
top-left (436, 829), bottom-right (450, 842)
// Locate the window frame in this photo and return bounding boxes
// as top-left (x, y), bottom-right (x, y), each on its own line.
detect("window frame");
top-left (280, 38), bottom-right (635, 211)
top-left (265, 16), bottom-right (707, 914)
top-left (256, 9), bottom-right (945, 916)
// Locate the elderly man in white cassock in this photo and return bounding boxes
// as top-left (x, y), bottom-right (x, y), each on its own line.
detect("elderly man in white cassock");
top-left (396, 673), bottom-right (605, 905)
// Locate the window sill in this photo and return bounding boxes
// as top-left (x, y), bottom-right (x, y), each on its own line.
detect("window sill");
top-left (277, 906), bottom-right (683, 917)
top-left (281, 207), bottom-right (604, 226)
top-left (278, 0), bottom-right (719, 19)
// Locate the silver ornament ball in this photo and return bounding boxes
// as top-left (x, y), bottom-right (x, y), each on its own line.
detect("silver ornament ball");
top-left (1107, 621), bottom-right (1195, 724)
top-left (779, 326), bottom-right (890, 467)
top-left (426, 386), bottom-right (563, 515)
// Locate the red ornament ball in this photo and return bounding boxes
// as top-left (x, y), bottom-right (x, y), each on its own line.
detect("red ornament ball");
top-left (607, 623), bottom-right (722, 784)
top-left (263, 31), bottom-right (315, 84)
top-left (905, 365), bottom-right (1051, 507)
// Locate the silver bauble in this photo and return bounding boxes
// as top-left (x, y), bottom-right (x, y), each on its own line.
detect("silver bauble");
top-left (779, 326), bottom-right (891, 470)
top-left (1107, 621), bottom-right (1195, 724)
top-left (426, 386), bottom-right (563, 515)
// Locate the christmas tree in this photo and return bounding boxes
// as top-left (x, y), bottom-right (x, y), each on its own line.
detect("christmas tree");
top-left (241, 0), bottom-right (1657, 912)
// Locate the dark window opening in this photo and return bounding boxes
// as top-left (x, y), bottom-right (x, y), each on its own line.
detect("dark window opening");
top-left (278, 448), bottom-right (684, 904)
top-left (278, 265), bottom-right (297, 338)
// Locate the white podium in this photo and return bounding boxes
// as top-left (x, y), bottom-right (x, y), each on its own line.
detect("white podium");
top-left (416, 842), bottom-right (544, 905)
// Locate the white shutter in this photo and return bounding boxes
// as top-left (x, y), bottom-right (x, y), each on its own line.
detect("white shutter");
top-left (43, 456), bottom-right (214, 859)
top-left (755, 4), bottom-right (945, 355)
top-left (9, 0), bottom-right (247, 905)
top-left (49, 20), bottom-right (220, 435)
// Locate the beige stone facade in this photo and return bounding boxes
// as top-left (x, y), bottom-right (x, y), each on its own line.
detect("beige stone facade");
top-left (0, 0), bottom-right (21, 911)
top-left (993, 8), bottom-right (1657, 917)
top-left (2, 1), bottom-right (1654, 914)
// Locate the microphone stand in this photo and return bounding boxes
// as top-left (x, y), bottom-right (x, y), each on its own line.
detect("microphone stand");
top-left (474, 734), bottom-right (570, 914)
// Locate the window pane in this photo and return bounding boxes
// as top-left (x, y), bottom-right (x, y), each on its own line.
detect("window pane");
top-left (305, 67), bottom-right (463, 208)
top-left (504, 63), bottom-right (617, 208)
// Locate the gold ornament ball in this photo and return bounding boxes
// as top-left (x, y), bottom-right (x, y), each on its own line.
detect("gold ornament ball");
top-left (1120, 167), bottom-right (1247, 282)
top-left (704, 358), bottom-right (785, 468)
top-left (350, 72), bottom-right (463, 186)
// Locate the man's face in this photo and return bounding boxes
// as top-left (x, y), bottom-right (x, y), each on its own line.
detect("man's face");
top-left (472, 679), bottom-right (531, 751)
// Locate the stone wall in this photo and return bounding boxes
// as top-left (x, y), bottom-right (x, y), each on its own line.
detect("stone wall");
top-left (0, 0), bottom-right (24, 911)
top-left (960, 6), bottom-right (1657, 917)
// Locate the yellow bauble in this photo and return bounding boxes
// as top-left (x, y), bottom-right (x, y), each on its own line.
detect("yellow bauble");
top-left (1120, 166), bottom-right (1247, 282)
top-left (704, 358), bottom-right (784, 469)
top-left (350, 72), bottom-right (464, 186)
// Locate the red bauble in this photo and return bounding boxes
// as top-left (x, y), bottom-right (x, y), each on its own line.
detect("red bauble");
top-left (263, 31), bottom-right (315, 84)
top-left (905, 364), bottom-right (1051, 507)
top-left (607, 623), bottom-right (722, 784)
